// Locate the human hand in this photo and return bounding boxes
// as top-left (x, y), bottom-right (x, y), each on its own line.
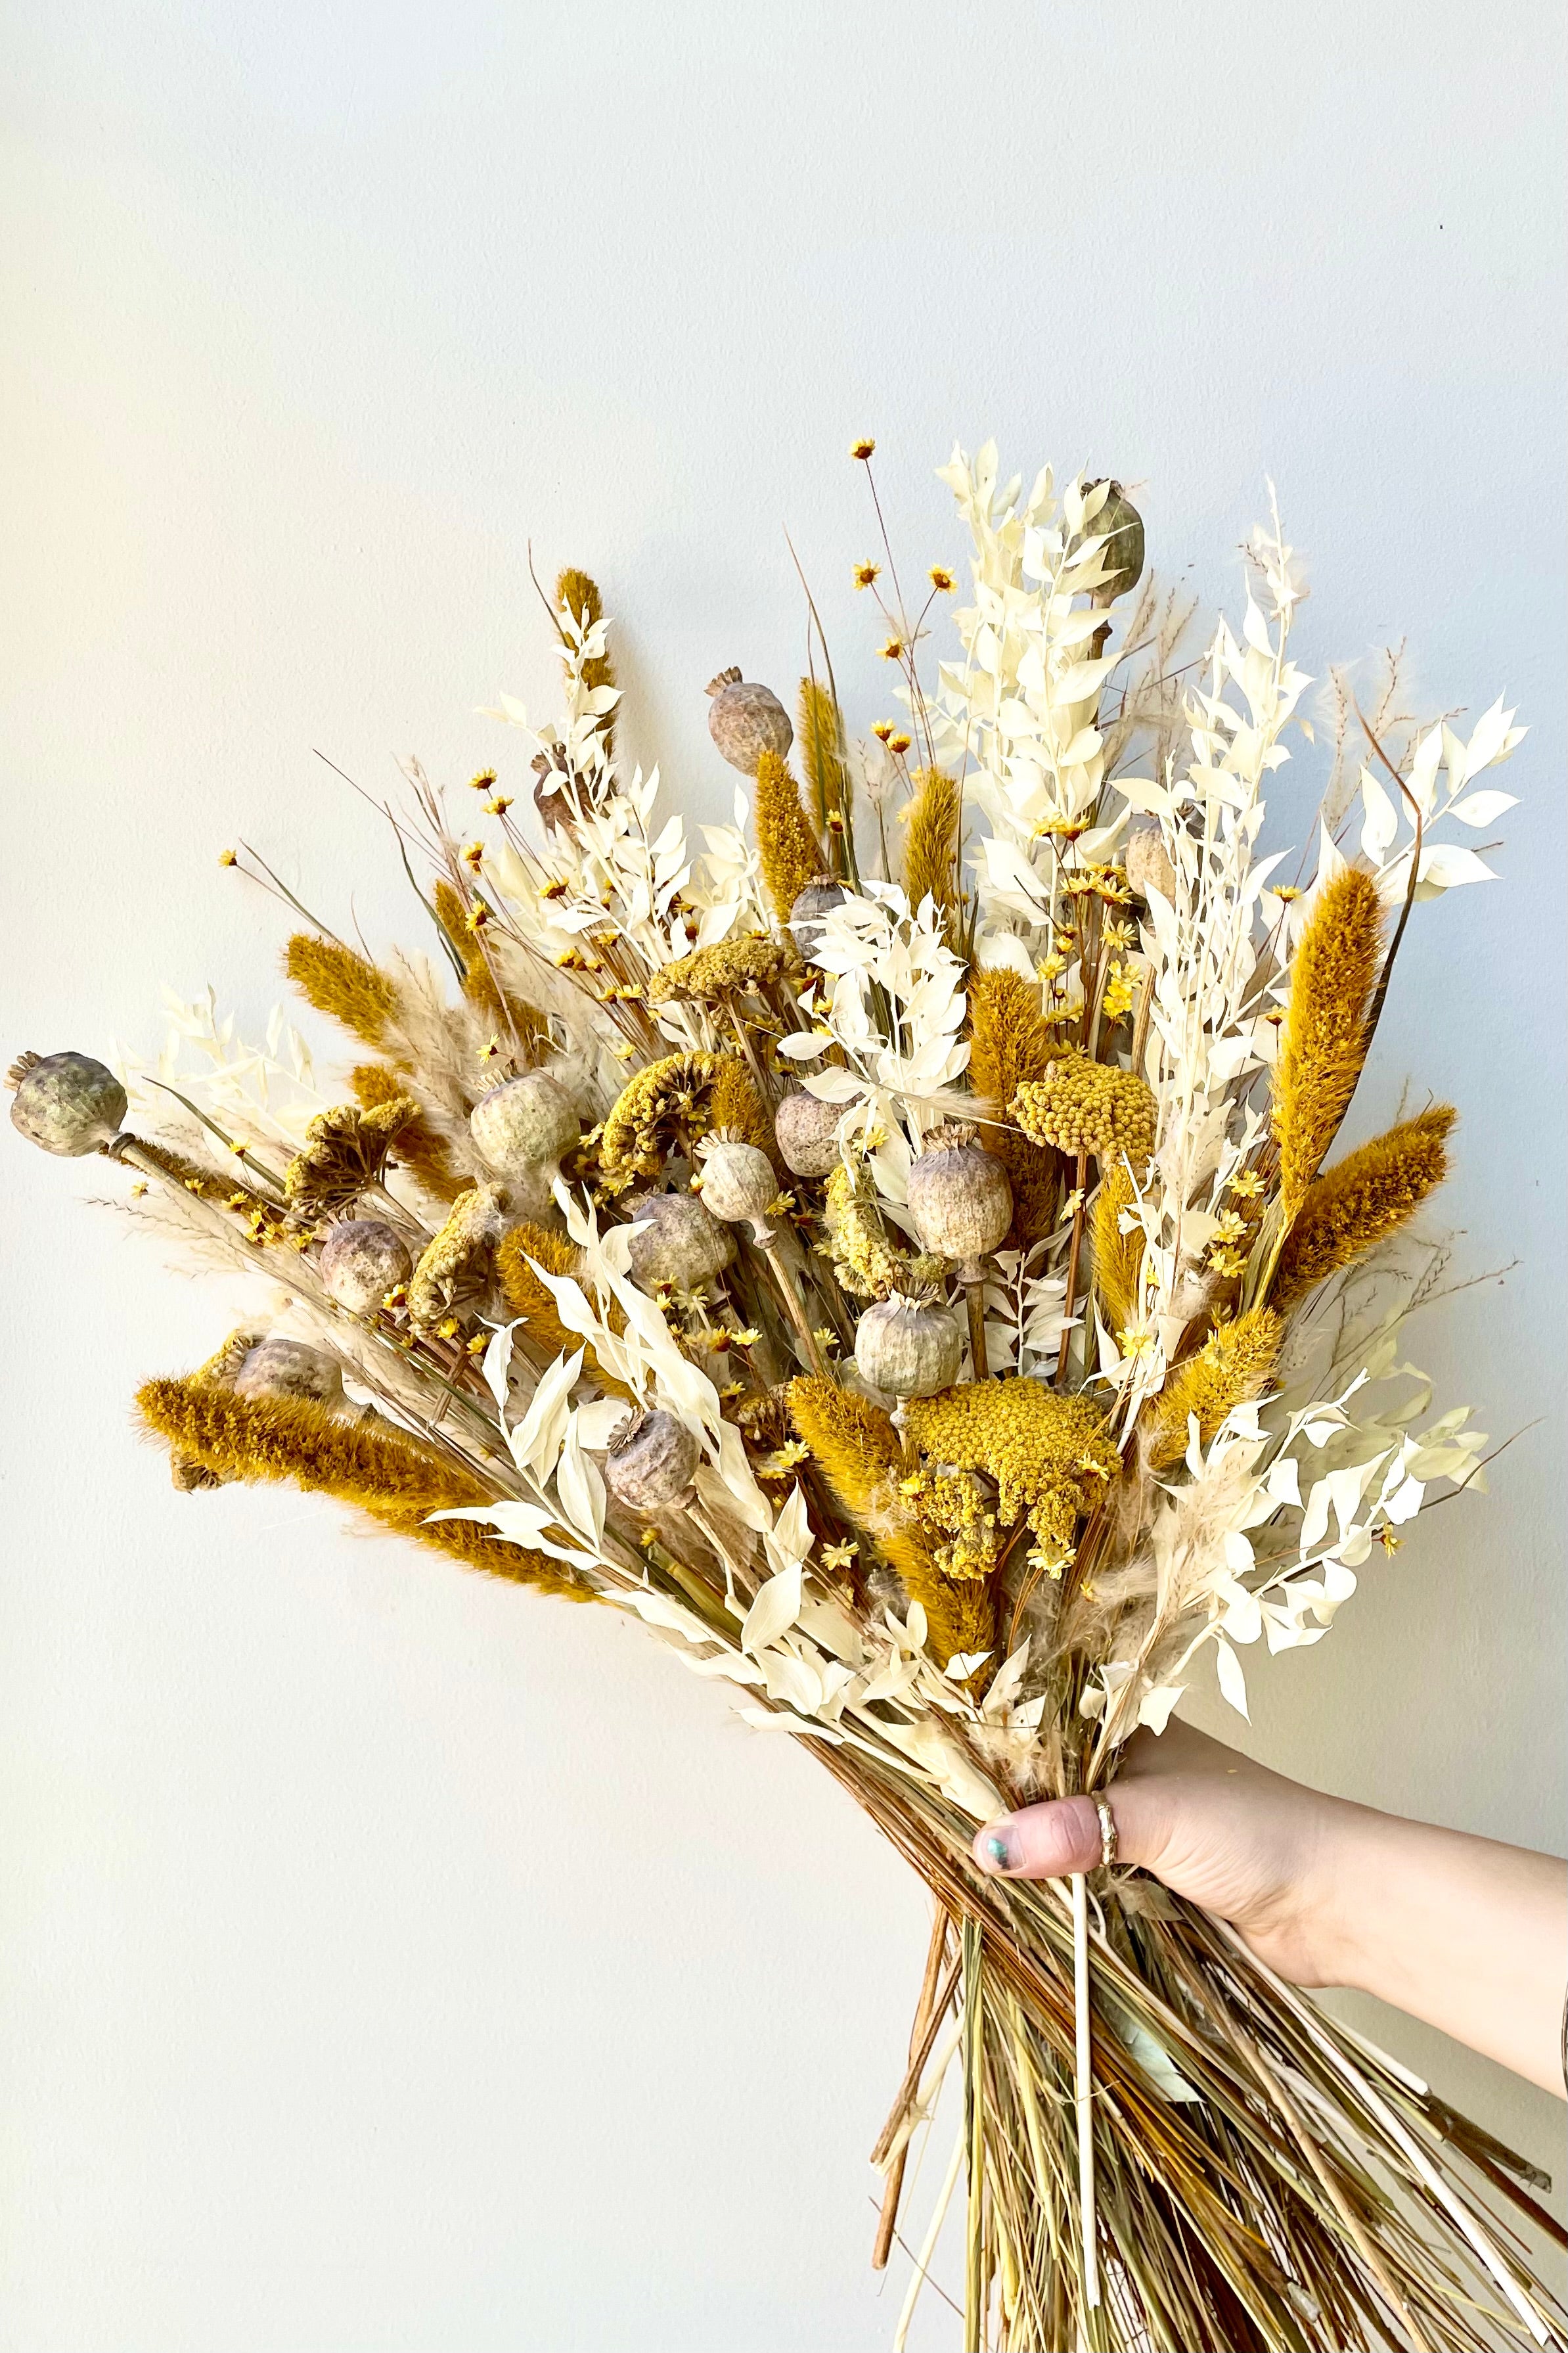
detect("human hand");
top-left (972, 1719), bottom-right (1366, 1986)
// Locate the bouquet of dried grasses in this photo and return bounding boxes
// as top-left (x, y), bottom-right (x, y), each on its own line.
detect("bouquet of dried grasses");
top-left (12, 443), bottom-right (1561, 2351)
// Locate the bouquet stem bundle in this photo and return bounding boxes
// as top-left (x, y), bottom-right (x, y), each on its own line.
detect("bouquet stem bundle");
top-left (11, 447), bottom-right (1558, 2347)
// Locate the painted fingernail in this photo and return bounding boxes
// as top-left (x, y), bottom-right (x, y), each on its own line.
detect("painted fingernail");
top-left (981, 1827), bottom-right (1013, 1871)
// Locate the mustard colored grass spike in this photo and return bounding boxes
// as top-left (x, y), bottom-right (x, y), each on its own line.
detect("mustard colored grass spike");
top-left (284, 932), bottom-right (401, 1051)
top-left (754, 747), bottom-right (826, 922)
top-left (785, 1376), bottom-right (992, 1668)
top-left (902, 768), bottom-right (960, 937)
top-left (903, 1379), bottom-right (1119, 1576)
top-left (351, 1064), bottom-right (468, 1205)
top-left (1011, 1050), bottom-right (1157, 1168)
top-left (968, 969), bottom-right (1067, 1246)
top-left (1145, 1307), bottom-right (1282, 1471)
top-left (555, 566), bottom-right (616, 749)
top-left (708, 1055), bottom-right (777, 1164)
top-left (136, 1376), bottom-right (592, 1600)
top-left (495, 1222), bottom-right (636, 1401)
top-left (1273, 1108), bottom-right (1456, 1314)
top-left (797, 678), bottom-right (849, 837)
top-left (1092, 1156), bottom-right (1145, 1336)
top-left (1273, 868), bottom-right (1385, 1216)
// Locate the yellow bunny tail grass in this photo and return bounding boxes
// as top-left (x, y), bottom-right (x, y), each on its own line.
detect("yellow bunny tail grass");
top-left (284, 932), bottom-right (401, 1051)
top-left (1274, 868), bottom-right (1386, 1216)
top-left (1272, 1107), bottom-right (1456, 1314)
top-left (903, 768), bottom-right (960, 936)
top-left (495, 1223), bottom-right (636, 1402)
top-left (350, 1063), bottom-right (468, 1206)
top-left (755, 747), bottom-right (826, 922)
top-left (1092, 1156), bottom-right (1145, 1336)
top-left (1144, 1308), bottom-right (1282, 1471)
top-left (968, 969), bottom-right (1066, 1247)
top-left (555, 567), bottom-right (616, 747)
top-left (136, 1377), bottom-right (593, 1599)
top-left (797, 678), bottom-right (849, 834)
top-left (786, 1376), bottom-right (989, 1667)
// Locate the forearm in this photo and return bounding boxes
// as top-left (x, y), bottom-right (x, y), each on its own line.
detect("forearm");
top-left (1319, 1803), bottom-right (1567, 2095)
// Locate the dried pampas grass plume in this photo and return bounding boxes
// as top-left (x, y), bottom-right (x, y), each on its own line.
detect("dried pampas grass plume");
top-left (1273, 869), bottom-right (1385, 1216)
top-left (284, 933), bottom-right (401, 1052)
top-left (967, 969), bottom-right (1066, 1247)
top-left (1145, 1307), bottom-right (1282, 1471)
top-left (137, 1375), bottom-right (591, 1599)
top-left (754, 748), bottom-right (826, 921)
top-left (796, 679), bottom-right (849, 836)
top-left (1273, 1108), bottom-right (1456, 1313)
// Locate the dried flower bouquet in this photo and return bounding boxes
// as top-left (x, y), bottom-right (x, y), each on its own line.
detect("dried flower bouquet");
top-left (12, 447), bottom-right (1563, 2351)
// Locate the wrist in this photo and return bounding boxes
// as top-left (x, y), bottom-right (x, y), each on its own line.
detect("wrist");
top-left (1287, 1793), bottom-right (1387, 1990)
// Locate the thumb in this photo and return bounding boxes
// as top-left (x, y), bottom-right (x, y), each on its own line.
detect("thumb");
top-left (972, 1785), bottom-right (1168, 1881)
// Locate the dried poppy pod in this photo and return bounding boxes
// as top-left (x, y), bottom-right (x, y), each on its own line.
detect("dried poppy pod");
top-left (696, 1136), bottom-right (778, 1242)
top-left (8, 1049), bottom-right (128, 1157)
top-left (1124, 826), bottom-right (1175, 903)
top-left (604, 1409), bottom-right (700, 1511)
top-left (774, 1090), bottom-right (841, 1179)
top-left (232, 1336), bottom-right (345, 1406)
top-left (907, 1122), bottom-right (1012, 1380)
top-left (318, 1218), bottom-right (412, 1315)
top-left (1085, 480), bottom-right (1145, 609)
top-left (789, 877), bottom-right (849, 961)
top-left (623, 1190), bottom-right (735, 1291)
top-left (706, 668), bottom-right (793, 775)
top-left (854, 1292), bottom-right (963, 1401)
top-left (470, 1070), bottom-right (580, 1219)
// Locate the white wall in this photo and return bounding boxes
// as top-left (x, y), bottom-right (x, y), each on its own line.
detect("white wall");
top-left (2, 4), bottom-right (1563, 2345)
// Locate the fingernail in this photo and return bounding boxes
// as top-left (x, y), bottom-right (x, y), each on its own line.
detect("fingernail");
top-left (980, 1825), bottom-right (1014, 1871)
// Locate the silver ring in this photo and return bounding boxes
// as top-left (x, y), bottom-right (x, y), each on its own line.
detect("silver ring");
top-left (1093, 1794), bottom-right (1118, 1871)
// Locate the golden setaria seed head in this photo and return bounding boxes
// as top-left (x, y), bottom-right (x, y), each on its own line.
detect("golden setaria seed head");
top-left (706, 674), bottom-right (794, 776)
top-left (854, 1293), bottom-right (964, 1400)
top-left (905, 1125), bottom-right (1013, 1264)
top-left (604, 1409), bottom-right (700, 1510)
top-left (774, 1091), bottom-right (841, 1178)
top-left (317, 1219), bottom-right (413, 1315)
top-left (9, 1051), bottom-right (128, 1157)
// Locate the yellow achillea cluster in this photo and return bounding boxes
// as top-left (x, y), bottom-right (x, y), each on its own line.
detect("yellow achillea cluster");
top-left (284, 933), bottom-right (401, 1051)
top-left (556, 566), bottom-right (616, 750)
top-left (903, 1379), bottom-right (1119, 1572)
top-left (797, 679), bottom-right (849, 836)
top-left (1273, 1108), bottom-right (1455, 1314)
top-left (600, 1051), bottom-right (767, 1189)
top-left (351, 1063), bottom-right (468, 1204)
top-left (137, 1375), bottom-right (590, 1599)
top-left (495, 1221), bottom-right (635, 1400)
top-left (1145, 1308), bottom-right (1282, 1471)
top-left (903, 769), bottom-right (960, 936)
top-left (911, 1470), bottom-right (998, 1582)
top-left (1011, 1050), bottom-right (1157, 1166)
top-left (967, 969), bottom-right (1066, 1247)
top-left (646, 935), bottom-right (792, 1007)
top-left (408, 1181), bottom-right (508, 1330)
top-left (754, 748), bottom-right (826, 921)
top-left (786, 1376), bottom-right (993, 1668)
top-left (284, 1097), bottom-right (414, 1221)
top-left (1091, 1156), bottom-right (1146, 1335)
top-left (1274, 869), bottom-right (1385, 1216)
